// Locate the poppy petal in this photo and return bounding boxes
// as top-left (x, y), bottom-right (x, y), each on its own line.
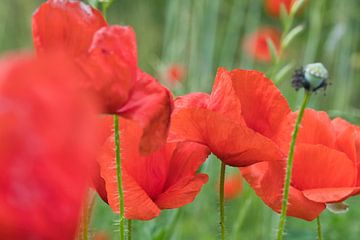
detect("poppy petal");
top-left (79, 26), bottom-right (138, 113)
top-left (292, 144), bottom-right (356, 191)
top-left (173, 92), bottom-right (210, 113)
top-left (332, 118), bottom-right (358, 162)
top-left (33, 0), bottom-right (107, 56)
top-left (155, 174), bottom-right (208, 209)
top-left (97, 132), bottom-right (161, 220)
top-left (241, 161), bottom-right (325, 221)
top-left (0, 55), bottom-right (100, 238)
top-left (229, 69), bottom-right (291, 138)
top-left (208, 68), bottom-right (244, 124)
top-left (296, 109), bottom-right (336, 147)
top-left (118, 70), bottom-right (173, 155)
top-left (171, 108), bottom-right (283, 166)
top-left (155, 142), bottom-right (210, 208)
top-left (303, 187), bottom-right (360, 203)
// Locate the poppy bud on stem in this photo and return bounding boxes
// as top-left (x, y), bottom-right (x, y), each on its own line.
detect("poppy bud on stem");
top-left (277, 63), bottom-right (328, 240)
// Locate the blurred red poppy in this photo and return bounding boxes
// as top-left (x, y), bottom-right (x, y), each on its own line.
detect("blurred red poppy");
top-left (241, 109), bottom-right (360, 221)
top-left (163, 63), bottom-right (186, 85)
top-left (32, 0), bottom-right (173, 154)
top-left (170, 67), bottom-right (290, 167)
top-left (95, 117), bottom-right (209, 220)
top-left (265, 0), bottom-right (294, 17)
top-left (0, 55), bottom-right (100, 239)
top-left (218, 171), bottom-right (243, 200)
top-left (243, 27), bottom-right (281, 62)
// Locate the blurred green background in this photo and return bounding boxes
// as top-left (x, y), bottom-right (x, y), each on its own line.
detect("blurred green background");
top-left (1, 0), bottom-right (359, 239)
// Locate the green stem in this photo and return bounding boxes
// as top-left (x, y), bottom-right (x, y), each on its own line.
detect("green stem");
top-left (316, 217), bottom-right (323, 240)
top-left (127, 219), bottom-right (132, 240)
top-left (219, 162), bottom-right (226, 240)
top-left (276, 91), bottom-right (312, 240)
top-left (114, 115), bottom-right (125, 240)
top-left (80, 190), bottom-right (95, 240)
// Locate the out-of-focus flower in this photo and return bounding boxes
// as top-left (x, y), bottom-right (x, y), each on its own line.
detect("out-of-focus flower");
top-left (242, 109), bottom-right (360, 221)
top-left (243, 27), bottom-right (281, 62)
top-left (161, 63), bottom-right (186, 85)
top-left (265, 0), bottom-right (294, 17)
top-left (32, 0), bottom-right (173, 154)
top-left (96, 117), bottom-right (209, 220)
top-left (217, 172), bottom-right (243, 200)
top-left (0, 54), bottom-right (100, 239)
top-left (170, 68), bottom-right (291, 167)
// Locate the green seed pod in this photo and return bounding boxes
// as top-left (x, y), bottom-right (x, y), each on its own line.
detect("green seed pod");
top-left (292, 62), bottom-right (329, 92)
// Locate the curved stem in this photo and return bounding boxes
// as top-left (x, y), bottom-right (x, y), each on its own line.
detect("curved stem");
top-left (114, 115), bottom-right (125, 240)
top-left (276, 91), bottom-right (312, 240)
top-left (316, 217), bottom-right (323, 240)
top-left (127, 219), bottom-right (132, 240)
top-left (219, 162), bottom-right (226, 240)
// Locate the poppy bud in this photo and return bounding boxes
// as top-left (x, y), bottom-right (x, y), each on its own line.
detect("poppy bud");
top-left (292, 63), bottom-right (329, 92)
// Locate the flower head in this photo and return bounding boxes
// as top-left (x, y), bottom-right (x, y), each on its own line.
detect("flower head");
top-left (241, 109), bottom-right (360, 221)
top-left (95, 117), bottom-right (210, 220)
top-left (170, 68), bottom-right (290, 167)
top-left (243, 27), bottom-right (281, 62)
top-left (32, 0), bottom-right (173, 154)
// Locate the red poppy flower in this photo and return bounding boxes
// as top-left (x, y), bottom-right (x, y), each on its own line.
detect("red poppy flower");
top-left (241, 109), bottom-right (360, 221)
top-left (32, 0), bottom-right (173, 154)
top-left (218, 171), bottom-right (243, 200)
top-left (0, 55), bottom-right (100, 239)
top-left (243, 27), bottom-right (281, 62)
top-left (265, 0), bottom-right (294, 17)
top-left (96, 117), bottom-right (210, 220)
top-left (170, 67), bottom-right (290, 167)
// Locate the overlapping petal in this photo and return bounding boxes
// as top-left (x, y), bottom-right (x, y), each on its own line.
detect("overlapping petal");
top-left (33, 1), bottom-right (173, 155)
top-left (33, 0), bottom-right (107, 56)
top-left (171, 68), bottom-right (288, 167)
top-left (97, 118), bottom-right (209, 220)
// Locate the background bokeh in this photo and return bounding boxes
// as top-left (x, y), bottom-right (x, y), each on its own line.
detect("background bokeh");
top-left (1, 0), bottom-right (359, 239)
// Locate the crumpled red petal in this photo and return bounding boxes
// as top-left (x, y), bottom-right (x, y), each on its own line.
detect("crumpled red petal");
top-left (171, 108), bottom-right (284, 167)
top-left (79, 26), bottom-right (138, 113)
top-left (33, 0), bottom-right (107, 56)
top-left (229, 69), bottom-right (291, 138)
top-left (241, 161), bottom-right (325, 221)
top-left (97, 118), bottom-right (208, 220)
top-left (118, 71), bottom-right (174, 155)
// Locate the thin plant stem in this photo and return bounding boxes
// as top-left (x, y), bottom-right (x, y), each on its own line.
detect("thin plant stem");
top-left (219, 162), bottom-right (226, 240)
top-left (316, 217), bottom-right (323, 240)
top-left (127, 219), bottom-right (132, 240)
top-left (276, 91), bottom-right (312, 240)
top-left (80, 190), bottom-right (95, 240)
top-left (114, 115), bottom-right (125, 240)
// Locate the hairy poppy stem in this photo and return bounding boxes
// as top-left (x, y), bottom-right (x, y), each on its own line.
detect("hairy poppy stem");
top-left (114, 115), bottom-right (125, 240)
top-left (276, 91), bottom-right (311, 240)
top-left (80, 190), bottom-right (95, 240)
top-left (219, 162), bottom-right (226, 240)
top-left (316, 217), bottom-right (323, 240)
top-left (127, 220), bottom-right (132, 240)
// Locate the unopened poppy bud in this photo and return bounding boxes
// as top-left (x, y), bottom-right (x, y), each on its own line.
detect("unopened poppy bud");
top-left (326, 202), bottom-right (349, 214)
top-left (292, 63), bottom-right (329, 92)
